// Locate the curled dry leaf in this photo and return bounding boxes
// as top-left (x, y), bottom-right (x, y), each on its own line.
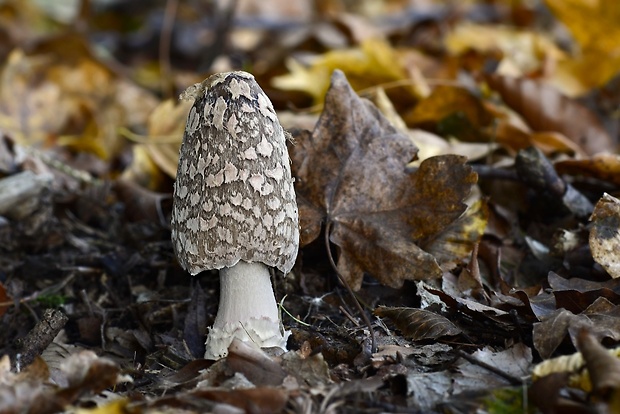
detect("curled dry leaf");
top-left (555, 153), bottom-right (620, 187)
top-left (292, 70), bottom-right (482, 290)
top-left (374, 306), bottom-right (462, 340)
top-left (486, 74), bottom-right (613, 155)
top-left (143, 99), bottom-right (193, 178)
top-left (532, 341), bottom-right (620, 392)
top-left (577, 329), bottom-right (620, 396)
top-left (589, 193), bottom-right (620, 278)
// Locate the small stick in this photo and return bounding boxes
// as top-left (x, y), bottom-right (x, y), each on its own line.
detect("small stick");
top-left (14, 308), bottom-right (68, 370)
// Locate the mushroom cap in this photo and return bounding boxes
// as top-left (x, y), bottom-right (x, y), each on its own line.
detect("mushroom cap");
top-left (171, 71), bottom-right (299, 275)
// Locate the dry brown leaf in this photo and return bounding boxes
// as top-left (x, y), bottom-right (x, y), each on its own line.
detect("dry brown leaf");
top-left (0, 281), bottom-right (10, 318)
top-left (577, 329), bottom-right (620, 401)
top-left (555, 153), bottom-right (620, 186)
top-left (485, 108), bottom-right (586, 156)
top-left (589, 193), bottom-right (620, 279)
top-left (405, 85), bottom-right (493, 141)
top-left (533, 309), bottom-right (579, 360)
top-left (0, 351), bottom-right (121, 414)
top-left (486, 74), bottom-right (613, 155)
top-left (192, 387), bottom-right (289, 414)
top-left (226, 338), bottom-right (287, 387)
top-left (374, 306), bottom-right (462, 340)
top-left (292, 70), bottom-right (480, 290)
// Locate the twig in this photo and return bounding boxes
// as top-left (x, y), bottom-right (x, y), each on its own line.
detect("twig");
top-left (159, 0), bottom-right (178, 99)
top-left (14, 309), bottom-right (69, 370)
top-left (469, 164), bottom-right (519, 181)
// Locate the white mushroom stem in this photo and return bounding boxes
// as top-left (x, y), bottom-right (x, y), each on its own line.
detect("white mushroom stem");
top-left (204, 260), bottom-right (290, 360)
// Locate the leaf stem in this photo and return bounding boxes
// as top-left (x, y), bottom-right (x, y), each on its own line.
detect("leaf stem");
top-left (324, 221), bottom-right (377, 354)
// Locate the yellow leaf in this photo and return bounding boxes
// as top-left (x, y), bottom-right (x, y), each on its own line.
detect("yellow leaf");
top-left (122, 98), bottom-right (191, 186)
top-left (532, 342), bottom-right (620, 392)
top-left (544, 0), bottom-right (620, 53)
top-left (272, 38), bottom-right (428, 105)
top-left (552, 52), bottom-right (620, 96)
top-left (444, 23), bottom-right (565, 77)
top-left (545, 0), bottom-right (620, 94)
top-left (144, 98), bottom-right (192, 178)
top-left (75, 398), bottom-right (129, 414)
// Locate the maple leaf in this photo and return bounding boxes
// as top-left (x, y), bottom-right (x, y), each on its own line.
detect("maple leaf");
top-left (291, 70), bottom-right (482, 290)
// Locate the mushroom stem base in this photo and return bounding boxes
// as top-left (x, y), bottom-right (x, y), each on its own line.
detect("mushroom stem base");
top-left (204, 260), bottom-right (289, 360)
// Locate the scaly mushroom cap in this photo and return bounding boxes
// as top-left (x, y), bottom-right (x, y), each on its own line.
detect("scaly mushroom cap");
top-left (171, 71), bottom-right (299, 275)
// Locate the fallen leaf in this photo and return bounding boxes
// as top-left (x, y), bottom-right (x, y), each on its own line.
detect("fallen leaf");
top-left (422, 199), bottom-right (488, 269)
top-left (533, 306), bottom-right (620, 360)
top-left (533, 341), bottom-right (620, 393)
top-left (589, 193), bottom-right (620, 279)
top-left (144, 98), bottom-right (193, 178)
top-left (405, 85), bottom-right (493, 137)
top-left (272, 38), bottom-right (427, 106)
top-left (445, 23), bottom-right (564, 77)
top-left (192, 387), bottom-right (289, 414)
top-left (0, 351), bottom-right (122, 414)
top-left (374, 306), bottom-right (462, 340)
top-left (225, 338), bottom-right (287, 387)
top-left (555, 153), bottom-right (620, 187)
top-left (408, 130), bottom-right (499, 166)
top-left (578, 329), bottom-right (620, 397)
top-left (281, 350), bottom-right (332, 387)
top-left (75, 399), bottom-right (129, 414)
top-left (292, 70), bottom-right (480, 290)
top-left (486, 74), bottom-right (613, 155)
top-left (0, 281), bottom-right (10, 318)
top-left (545, 0), bottom-right (620, 95)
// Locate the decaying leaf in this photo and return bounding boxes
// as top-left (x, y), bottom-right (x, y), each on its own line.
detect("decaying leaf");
top-left (374, 306), bottom-right (462, 340)
top-left (292, 70), bottom-right (483, 290)
top-left (589, 193), bottom-right (620, 279)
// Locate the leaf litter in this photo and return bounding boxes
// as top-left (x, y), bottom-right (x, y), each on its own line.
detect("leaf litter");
top-left (0, 1), bottom-right (620, 413)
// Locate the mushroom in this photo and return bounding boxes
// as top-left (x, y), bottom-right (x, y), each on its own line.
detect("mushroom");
top-left (171, 71), bottom-right (299, 360)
